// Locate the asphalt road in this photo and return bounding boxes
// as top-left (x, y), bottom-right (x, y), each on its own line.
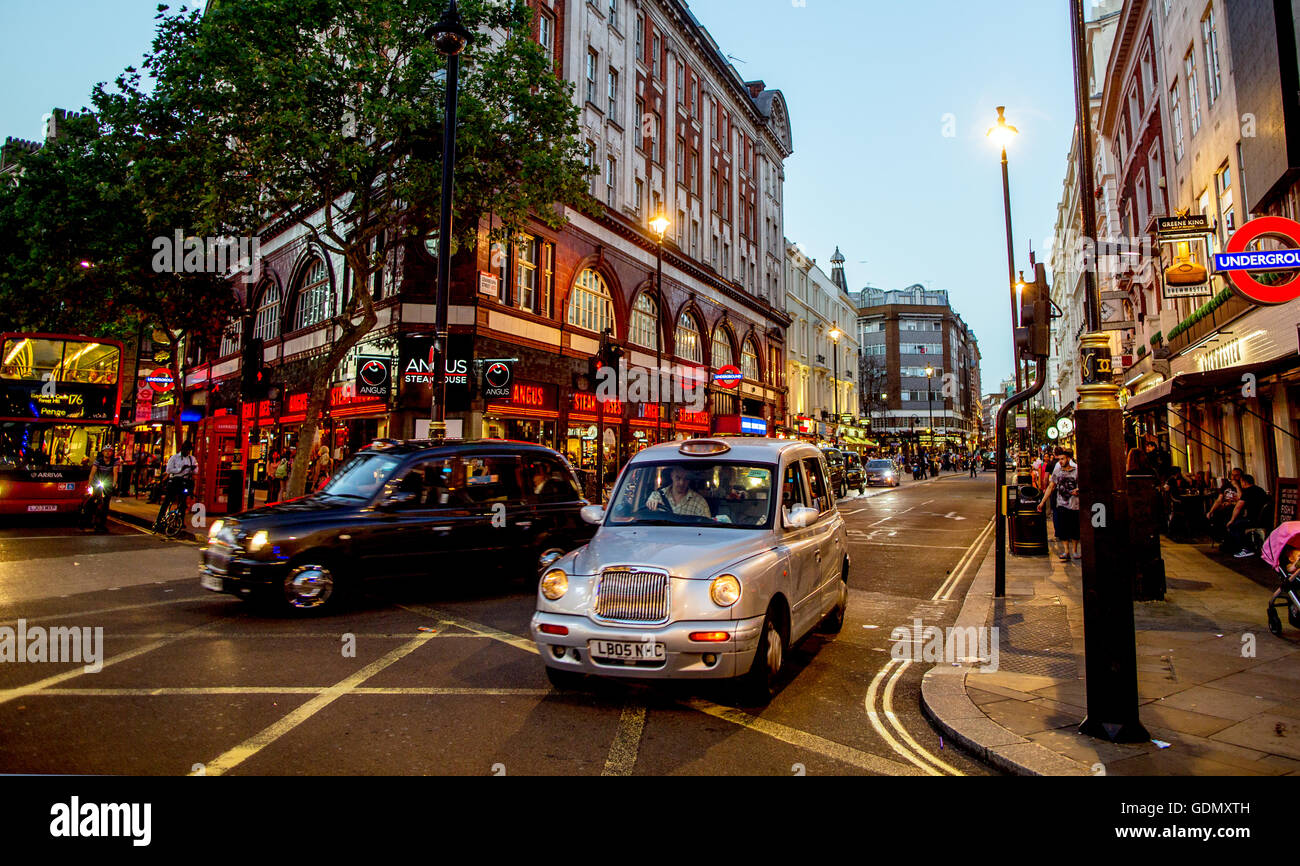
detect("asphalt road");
top-left (0, 471), bottom-right (999, 776)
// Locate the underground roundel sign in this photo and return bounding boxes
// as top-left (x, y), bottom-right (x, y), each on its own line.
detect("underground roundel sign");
top-left (714, 365), bottom-right (743, 389)
top-left (1216, 216), bottom-right (1300, 306)
top-left (146, 368), bottom-right (175, 393)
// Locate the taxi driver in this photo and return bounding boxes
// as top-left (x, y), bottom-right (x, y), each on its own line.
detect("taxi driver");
top-left (647, 467), bottom-right (711, 518)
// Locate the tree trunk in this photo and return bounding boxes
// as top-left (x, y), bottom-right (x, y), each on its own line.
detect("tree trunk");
top-left (284, 311), bottom-right (378, 498)
top-left (168, 335), bottom-right (185, 454)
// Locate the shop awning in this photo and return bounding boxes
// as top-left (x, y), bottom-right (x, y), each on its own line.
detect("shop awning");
top-left (1124, 352), bottom-right (1299, 413)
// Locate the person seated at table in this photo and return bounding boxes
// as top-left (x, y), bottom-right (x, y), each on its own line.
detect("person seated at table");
top-left (1227, 474), bottom-right (1271, 558)
top-left (1207, 468), bottom-right (1244, 541)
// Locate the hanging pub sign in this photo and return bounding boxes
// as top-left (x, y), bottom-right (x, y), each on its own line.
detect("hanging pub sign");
top-left (480, 359), bottom-right (514, 401)
top-left (1156, 213), bottom-right (1214, 299)
top-left (1214, 216), bottom-right (1300, 306)
top-left (355, 356), bottom-right (393, 400)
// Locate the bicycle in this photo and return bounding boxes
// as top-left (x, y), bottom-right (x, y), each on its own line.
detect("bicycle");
top-left (154, 480), bottom-right (193, 539)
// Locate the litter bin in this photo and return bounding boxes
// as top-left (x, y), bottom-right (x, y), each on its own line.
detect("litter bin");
top-left (1009, 484), bottom-right (1048, 556)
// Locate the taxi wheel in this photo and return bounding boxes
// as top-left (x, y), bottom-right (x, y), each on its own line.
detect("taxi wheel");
top-left (280, 558), bottom-right (341, 614)
top-left (738, 608), bottom-right (785, 705)
top-left (546, 665), bottom-right (586, 691)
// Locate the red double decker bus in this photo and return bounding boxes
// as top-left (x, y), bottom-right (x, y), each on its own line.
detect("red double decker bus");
top-left (0, 333), bottom-right (124, 515)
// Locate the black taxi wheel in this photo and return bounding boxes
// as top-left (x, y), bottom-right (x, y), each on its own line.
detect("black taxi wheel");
top-left (280, 558), bottom-right (342, 614)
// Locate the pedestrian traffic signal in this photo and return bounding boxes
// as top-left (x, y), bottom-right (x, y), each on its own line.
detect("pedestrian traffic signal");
top-left (241, 337), bottom-right (276, 399)
top-left (1015, 264), bottom-right (1051, 361)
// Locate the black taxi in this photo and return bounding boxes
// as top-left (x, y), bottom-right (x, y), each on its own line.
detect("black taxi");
top-left (199, 440), bottom-right (595, 612)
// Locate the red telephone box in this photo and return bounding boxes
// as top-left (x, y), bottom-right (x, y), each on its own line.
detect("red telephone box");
top-left (195, 415), bottom-right (242, 515)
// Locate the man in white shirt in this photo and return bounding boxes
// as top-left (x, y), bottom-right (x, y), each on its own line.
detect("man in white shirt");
top-left (155, 442), bottom-right (198, 529)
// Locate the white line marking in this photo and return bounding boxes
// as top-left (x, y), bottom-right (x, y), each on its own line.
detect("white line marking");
top-left (683, 698), bottom-right (921, 776)
top-left (846, 542), bottom-right (970, 550)
top-left (602, 702), bottom-right (647, 776)
top-left (194, 630), bottom-right (441, 776)
top-left (0, 596), bottom-right (204, 628)
top-left (29, 686), bottom-right (553, 697)
top-left (933, 518), bottom-right (994, 602)
top-left (867, 506), bottom-right (916, 528)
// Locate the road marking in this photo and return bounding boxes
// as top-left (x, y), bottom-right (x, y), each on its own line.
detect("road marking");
top-left (882, 660), bottom-right (964, 775)
top-left (867, 506), bottom-right (916, 528)
top-left (194, 630), bottom-right (441, 776)
top-left (29, 686), bottom-right (553, 697)
top-left (602, 702), bottom-right (647, 776)
top-left (0, 623), bottom-right (218, 706)
top-left (863, 658), bottom-right (944, 775)
top-left (847, 542), bottom-right (970, 550)
top-left (0, 596), bottom-right (204, 628)
top-left (683, 698), bottom-right (922, 776)
top-left (397, 604), bottom-right (539, 655)
top-left (932, 518), bottom-right (994, 602)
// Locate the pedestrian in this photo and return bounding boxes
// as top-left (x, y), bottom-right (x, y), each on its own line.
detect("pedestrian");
top-left (270, 452), bottom-right (289, 502)
top-left (1227, 474), bottom-right (1270, 558)
top-left (969, 452), bottom-right (978, 478)
top-left (1038, 447), bottom-right (1080, 561)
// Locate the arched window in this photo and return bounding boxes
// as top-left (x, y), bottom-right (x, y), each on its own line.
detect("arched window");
top-left (675, 312), bottom-right (703, 363)
top-left (629, 292), bottom-right (659, 349)
top-left (219, 318), bottom-right (242, 358)
top-left (742, 338), bottom-right (760, 381)
top-left (711, 326), bottom-right (734, 369)
top-left (294, 259), bottom-right (331, 331)
top-left (566, 268), bottom-right (614, 334)
top-left (253, 282), bottom-right (281, 342)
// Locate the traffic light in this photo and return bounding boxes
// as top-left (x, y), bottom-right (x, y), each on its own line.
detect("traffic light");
top-left (241, 337), bottom-right (274, 399)
top-left (1015, 263), bottom-right (1051, 361)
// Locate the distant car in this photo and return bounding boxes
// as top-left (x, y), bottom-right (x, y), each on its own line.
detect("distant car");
top-left (199, 440), bottom-right (595, 613)
top-left (842, 451), bottom-right (866, 495)
top-left (819, 446), bottom-right (848, 498)
top-left (531, 438), bottom-right (850, 704)
top-left (865, 458), bottom-right (900, 488)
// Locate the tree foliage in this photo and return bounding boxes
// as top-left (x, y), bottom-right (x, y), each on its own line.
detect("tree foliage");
top-left (97, 0), bottom-right (592, 495)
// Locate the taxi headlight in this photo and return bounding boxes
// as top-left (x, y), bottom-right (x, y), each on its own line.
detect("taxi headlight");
top-left (710, 573), bottom-right (742, 607)
top-left (247, 530), bottom-right (270, 553)
top-left (208, 520), bottom-right (225, 540)
top-left (540, 568), bottom-right (569, 601)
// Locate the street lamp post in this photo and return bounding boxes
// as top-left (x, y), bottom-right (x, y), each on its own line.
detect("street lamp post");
top-left (650, 212), bottom-right (671, 442)
top-left (429, 0), bottom-right (471, 435)
top-left (828, 324), bottom-right (843, 446)
top-left (925, 365), bottom-right (934, 453)
top-left (1069, 0), bottom-right (1148, 744)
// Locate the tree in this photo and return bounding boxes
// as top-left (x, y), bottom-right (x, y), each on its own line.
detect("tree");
top-left (104, 0), bottom-right (593, 496)
top-left (858, 354), bottom-right (889, 434)
top-left (0, 110), bottom-right (242, 453)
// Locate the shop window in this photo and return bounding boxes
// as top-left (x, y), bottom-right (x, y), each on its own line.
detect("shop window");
top-left (567, 268), bottom-right (614, 334)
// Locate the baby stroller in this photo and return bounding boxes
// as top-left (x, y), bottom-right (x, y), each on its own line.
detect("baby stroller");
top-left (1260, 522), bottom-right (1300, 637)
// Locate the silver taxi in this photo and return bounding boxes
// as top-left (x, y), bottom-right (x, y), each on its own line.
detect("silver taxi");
top-left (531, 438), bottom-right (850, 704)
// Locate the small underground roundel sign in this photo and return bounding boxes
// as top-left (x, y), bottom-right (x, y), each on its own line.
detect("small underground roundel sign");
top-left (714, 365), bottom-right (743, 389)
top-left (356, 356), bottom-right (392, 399)
top-left (482, 361), bottom-right (514, 400)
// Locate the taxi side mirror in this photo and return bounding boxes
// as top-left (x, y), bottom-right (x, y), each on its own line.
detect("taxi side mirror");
top-left (784, 505), bottom-right (819, 529)
top-left (580, 505), bottom-right (606, 525)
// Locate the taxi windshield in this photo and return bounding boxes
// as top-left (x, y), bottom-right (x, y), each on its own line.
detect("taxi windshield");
top-left (320, 452), bottom-right (402, 500)
top-left (607, 461), bottom-right (775, 529)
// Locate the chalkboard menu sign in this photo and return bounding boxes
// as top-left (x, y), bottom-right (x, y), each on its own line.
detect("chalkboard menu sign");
top-left (1275, 477), bottom-right (1300, 527)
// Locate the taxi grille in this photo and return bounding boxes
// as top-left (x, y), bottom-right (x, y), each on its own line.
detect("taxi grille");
top-left (594, 569), bottom-right (670, 624)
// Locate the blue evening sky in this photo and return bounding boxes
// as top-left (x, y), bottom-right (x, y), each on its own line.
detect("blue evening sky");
top-left (0, 0), bottom-right (1084, 390)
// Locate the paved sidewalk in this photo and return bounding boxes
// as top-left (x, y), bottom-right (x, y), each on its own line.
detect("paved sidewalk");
top-left (106, 490), bottom-right (270, 535)
top-left (922, 534), bottom-right (1300, 776)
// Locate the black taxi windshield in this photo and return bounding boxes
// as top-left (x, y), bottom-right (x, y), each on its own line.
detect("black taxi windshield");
top-left (607, 461), bottom-right (775, 529)
top-left (320, 453), bottom-right (402, 500)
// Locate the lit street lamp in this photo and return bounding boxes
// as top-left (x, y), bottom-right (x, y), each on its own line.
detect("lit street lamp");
top-left (925, 364), bottom-right (934, 452)
top-left (650, 211), bottom-right (671, 441)
top-left (828, 324), bottom-right (843, 445)
top-left (429, 0), bottom-right (471, 432)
